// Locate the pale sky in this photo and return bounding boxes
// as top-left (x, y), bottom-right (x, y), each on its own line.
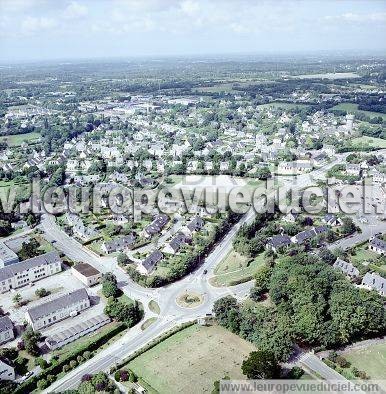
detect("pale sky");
top-left (0, 0), bottom-right (385, 63)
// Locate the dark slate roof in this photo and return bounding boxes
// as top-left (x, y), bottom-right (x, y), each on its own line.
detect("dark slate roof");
top-left (142, 250), bottom-right (163, 272)
top-left (0, 316), bottom-right (13, 333)
top-left (314, 225), bottom-right (329, 235)
top-left (168, 232), bottom-right (186, 253)
top-left (187, 216), bottom-right (204, 232)
top-left (145, 214), bottom-right (169, 235)
top-left (26, 288), bottom-right (89, 322)
top-left (369, 237), bottom-right (386, 251)
top-left (267, 235), bottom-right (291, 248)
top-left (333, 258), bottom-right (359, 278)
top-left (103, 234), bottom-right (136, 253)
top-left (294, 229), bottom-right (315, 243)
top-left (0, 251), bottom-right (61, 283)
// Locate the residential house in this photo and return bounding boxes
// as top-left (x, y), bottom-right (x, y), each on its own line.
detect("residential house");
top-left (143, 214), bottom-right (169, 238)
top-left (369, 237), bottom-right (386, 255)
top-left (345, 164), bottom-right (361, 177)
top-left (333, 258), bottom-right (359, 278)
top-left (277, 160), bottom-right (313, 175)
top-left (282, 210), bottom-right (299, 223)
top-left (362, 272), bottom-right (386, 296)
top-left (140, 250), bottom-right (164, 275)
top-left (266, 235), bottom-right (292, 253)
top-left (25, 288), bottom-right (90, 331)
top-left (323, 214), bottom-right (343, 227)
top-left (182, 216), bottom-right (205, 237)
top-left (163, 232), bottom-right (188, 254)
top-left (101, 234), bottom-right (136, 254)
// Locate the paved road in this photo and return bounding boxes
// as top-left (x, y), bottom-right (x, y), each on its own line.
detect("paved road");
top-left (42, 156), bottom-right (358, 392)
top-left (300, 353), bottom-right (351, 382)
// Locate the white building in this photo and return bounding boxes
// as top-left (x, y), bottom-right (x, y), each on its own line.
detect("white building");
top-left (0, 316), bottom-right (14, 344)
top-left (0, 242), bottom-right (19, 268)
top-left (0, 358), bottom-right (15, 381)
top-left (25, 288), bottom-right (90, 331)
top-left (0, 252), bottom-right (62, 293)
top-left (71, 263), bottom-right (102, 287)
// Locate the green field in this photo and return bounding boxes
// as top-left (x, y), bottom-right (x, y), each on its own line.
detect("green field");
top-left (0, 132), bottom-right (40, 146)
top-left (127, 324), bottom-right (255, 394)
top-left (331, 103), bottom-right (386, 121)
top-left (210, 249), bottom-right (265, 286)
top-left (351, 136), bottom-right (386, 149)
top-left (343, 342), bottom-right (386, 379)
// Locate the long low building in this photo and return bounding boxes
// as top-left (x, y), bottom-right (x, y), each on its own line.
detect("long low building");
top-left (25, 288), bottom-right (90, 331)
top-left (45, 314), bottom-right (110, 350)
top-left (0, 251), bottom-right (62, 293)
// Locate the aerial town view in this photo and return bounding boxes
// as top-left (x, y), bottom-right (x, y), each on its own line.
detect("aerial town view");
top-left (0, 0), bottom-right (386, 393)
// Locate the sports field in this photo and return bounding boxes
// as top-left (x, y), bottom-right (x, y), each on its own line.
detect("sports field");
top-left (127, 324), bottom-right (255, 394)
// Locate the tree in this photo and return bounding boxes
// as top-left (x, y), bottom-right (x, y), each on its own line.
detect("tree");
top-left (22, 326), bottom-right (41, 356)
top-left (241, 350), bottom-right (281, 379)
top-left (13, 293), bottom-right (22, 306)
top-left (102, 272), bottom-right (121, 298)
top-left (19, 239), bottom-right (41, 260)
top-left (213, 296), bottom-right (240, 333)
top-left (341, 217), bottom-right (356, 236)
top-left (35, 288), bottom-right (50, 298)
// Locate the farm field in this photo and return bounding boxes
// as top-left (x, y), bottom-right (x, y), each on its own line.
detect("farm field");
top-left (331, 103), bottom-right (386, 121)
top-left (351, 136), bottom-right (386, 149)
top-left (292, 72), bottom-right (360, 80)
top-left (0, 131), bottom-right (40, 146)
top-left (126, 324), bottom-right (255, 394)
top-left (342, 342), bottom-right (386, 380)
top-left (211, 249), bottom-right (265, 286)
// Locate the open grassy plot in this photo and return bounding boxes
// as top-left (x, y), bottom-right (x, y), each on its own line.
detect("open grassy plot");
top-left (351, 136), bottom-right (386, 149)
top-left (343, 342), bottom-right (386, 379)
top-left (127, 324), bottom-right (255, 394)
top-left (211, 249), bottom-right (265, 287)
top-left (0, 131), bottom-right (40, 146)
top-left (331, 103), bottom-right (386, 121)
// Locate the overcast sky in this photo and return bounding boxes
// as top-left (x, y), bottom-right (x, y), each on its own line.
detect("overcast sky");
top-left (0, 0), bottom-right (385, 63)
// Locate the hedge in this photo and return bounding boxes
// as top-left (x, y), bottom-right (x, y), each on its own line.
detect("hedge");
top-left (14, 322), bottom-right (127, 393)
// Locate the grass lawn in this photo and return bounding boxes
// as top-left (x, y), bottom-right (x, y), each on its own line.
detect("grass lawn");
top-left (211, 249), bottom-right (265, 287)
top-left (343, 342), bottom-right (386, 379)
top-left (349, 244), bottom-right (380, 265)
top-left (127, 324), bottom-right (256, 394)
top-left (351, 136), bottom-right (386, 149)
top-left (0, 132), bottom-right (40, 146)
top-left (331, 103), bottom-right (386, 121)
top-left (148, 300), bottom-right (160, 314)
top-left (141, 317), bottom-right (157, 331)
